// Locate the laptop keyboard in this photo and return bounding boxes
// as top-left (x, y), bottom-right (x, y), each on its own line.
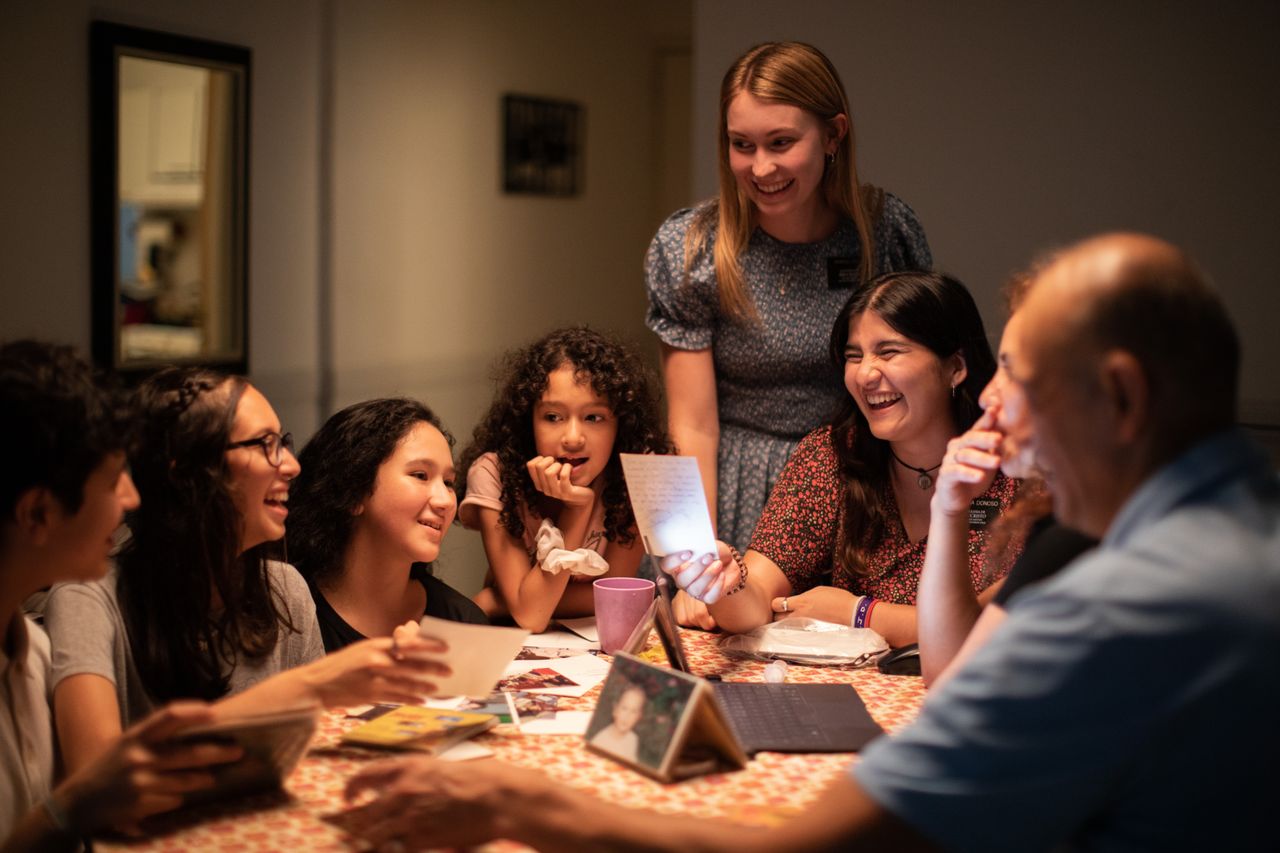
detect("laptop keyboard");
top-left (713, 683), bottom-right (828, 751)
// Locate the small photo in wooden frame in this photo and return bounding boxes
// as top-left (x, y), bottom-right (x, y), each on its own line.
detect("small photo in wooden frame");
top-left (585, 653), bottom-right (745, 782)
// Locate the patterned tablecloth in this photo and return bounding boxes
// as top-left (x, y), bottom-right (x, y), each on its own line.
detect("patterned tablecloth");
top-left (99, 629), bottom-right (925, 851)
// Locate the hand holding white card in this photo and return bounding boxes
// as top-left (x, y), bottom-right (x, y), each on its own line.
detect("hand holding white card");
top-left (416, 616), bottom-right (529, 698)
top-left (619, 454), bottom-right (718, 559)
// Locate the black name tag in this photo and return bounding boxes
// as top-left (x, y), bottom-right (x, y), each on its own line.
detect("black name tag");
top-left (968, 498), bottom-right (1000, 530)
top-left (827, 257), bottom-right (860, 289)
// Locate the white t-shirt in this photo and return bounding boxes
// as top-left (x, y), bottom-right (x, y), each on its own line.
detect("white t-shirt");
top-left (0, 615), bottom-right (54, 839)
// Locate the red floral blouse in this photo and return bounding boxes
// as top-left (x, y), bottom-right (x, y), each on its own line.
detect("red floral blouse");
top-left (749, 426), bottom-right (1020, 604)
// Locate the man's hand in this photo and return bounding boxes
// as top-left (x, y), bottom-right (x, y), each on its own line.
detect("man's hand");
top-left (340, 757), bottom-right (524, 849)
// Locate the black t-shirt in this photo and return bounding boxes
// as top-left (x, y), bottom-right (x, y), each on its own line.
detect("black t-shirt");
top-left (992, 517), bottom-right (1097, 607)
top-left (308, 563), bottom-right (489, 652)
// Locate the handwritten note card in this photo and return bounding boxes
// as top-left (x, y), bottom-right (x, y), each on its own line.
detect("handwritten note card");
top-left (620, 454), bottom-right (718, 559)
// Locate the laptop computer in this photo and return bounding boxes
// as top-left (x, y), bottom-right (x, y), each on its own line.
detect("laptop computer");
top-left (625, 581), bottom-right (884, 755)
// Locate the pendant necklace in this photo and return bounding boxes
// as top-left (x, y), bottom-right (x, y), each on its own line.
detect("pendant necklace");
top-left (890, 448), bottom-right (942, 490)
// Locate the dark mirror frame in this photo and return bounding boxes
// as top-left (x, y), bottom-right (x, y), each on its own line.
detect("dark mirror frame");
top-left (90, 21), bottom-right (251, 377)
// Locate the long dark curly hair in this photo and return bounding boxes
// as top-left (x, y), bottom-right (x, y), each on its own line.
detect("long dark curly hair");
top-left (288, 398), bottom-right (452, 586)
top-left (116, 367), bottom-right (294, 703)
top-left (457, 327), bottom-right (673, 545)
top-left (827, 271), bottom-right (995, 575)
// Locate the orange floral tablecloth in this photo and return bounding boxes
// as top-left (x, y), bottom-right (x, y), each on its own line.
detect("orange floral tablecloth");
top-left (99, 630), bottom-right (925, 851)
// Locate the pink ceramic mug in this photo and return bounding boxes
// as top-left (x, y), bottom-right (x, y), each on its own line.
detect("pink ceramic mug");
top-left (593, 577), bottom-right (656, 655)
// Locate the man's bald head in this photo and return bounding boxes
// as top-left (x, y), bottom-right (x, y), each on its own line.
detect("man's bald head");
top-left (1025, 233), bottom-right (1238, 454)
top-left (1011, 234), bottom-right (1240, 536)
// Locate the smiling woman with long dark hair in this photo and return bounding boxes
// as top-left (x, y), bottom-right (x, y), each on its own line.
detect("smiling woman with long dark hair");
top-left (661, 271), bottom-right (1017, 646)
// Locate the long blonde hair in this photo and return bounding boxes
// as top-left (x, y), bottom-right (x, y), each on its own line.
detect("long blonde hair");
top-left (685, 42), bottom-right (883, 325)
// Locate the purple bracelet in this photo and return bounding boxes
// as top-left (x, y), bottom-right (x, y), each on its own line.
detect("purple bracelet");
top-left (853, 595), bottom-right (876, 629)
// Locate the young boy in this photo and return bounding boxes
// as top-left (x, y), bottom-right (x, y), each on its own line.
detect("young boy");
top-left (0, 341), bottom-right (238, 851)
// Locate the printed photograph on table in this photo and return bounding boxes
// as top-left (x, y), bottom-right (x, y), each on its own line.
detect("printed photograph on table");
top-left (586, 653), bottom-right (700, 775)
top-left (457, 693), bottom-right (516, 724)
top-left (498, 667), bottom-right (579, 692)
top-left (511, 692), bottom-right (560, 723)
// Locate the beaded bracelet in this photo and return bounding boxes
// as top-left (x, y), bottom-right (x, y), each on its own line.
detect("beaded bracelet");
top-left (724, 546), bottom-right (749, 596)
top-left (853, 595), bottom-right (877, 629)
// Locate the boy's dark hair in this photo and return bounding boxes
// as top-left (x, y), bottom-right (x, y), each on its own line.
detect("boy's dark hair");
top-left (458, 327), bottom-right (673, 544)
top-left (289, 397), bottom-right (452, 585)
top-left (0, 340), bottom-right (128, 522)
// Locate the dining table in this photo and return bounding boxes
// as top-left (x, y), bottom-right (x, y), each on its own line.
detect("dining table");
top-left (97, 628), bottom-right (926, 851)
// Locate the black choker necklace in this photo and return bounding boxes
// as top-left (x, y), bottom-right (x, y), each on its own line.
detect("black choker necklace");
top-left (890, 448), bottom-right (942, 490)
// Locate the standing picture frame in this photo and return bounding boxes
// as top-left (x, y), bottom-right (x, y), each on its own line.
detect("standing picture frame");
top-left (585, 652), bottom-right (746, 783)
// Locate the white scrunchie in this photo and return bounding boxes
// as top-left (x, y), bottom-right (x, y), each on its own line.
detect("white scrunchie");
top-left (534, 518), bottom-right (609, 577)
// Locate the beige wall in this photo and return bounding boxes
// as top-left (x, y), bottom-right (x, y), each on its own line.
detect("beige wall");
top-left (691, 1), bottom-right (1280, 447)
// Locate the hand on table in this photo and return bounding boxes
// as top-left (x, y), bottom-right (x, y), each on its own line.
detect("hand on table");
top-left (934, 407), bottom-right (1003, 516)
top-left (657, 541), bottom-right (736, 604)
top-left (771, 586), bottom-right (857, 625)
top-left (304, 623), bottom-right (451, 707)
top-left (59, 701), bottom-right (242, 835)
top-left (526, 455), bottom-right (596, 507)
top-left (341, 756), bottom-right (525, 849)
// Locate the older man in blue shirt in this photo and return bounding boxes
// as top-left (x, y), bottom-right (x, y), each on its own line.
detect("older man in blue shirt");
top-left (338, 234), bottom-right (1279, 852)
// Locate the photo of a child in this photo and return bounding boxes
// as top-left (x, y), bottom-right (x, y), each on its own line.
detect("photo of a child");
top-left (585, 653), bottom-right (699, 774)
top-left (587, 682), bottom-right (645, 762)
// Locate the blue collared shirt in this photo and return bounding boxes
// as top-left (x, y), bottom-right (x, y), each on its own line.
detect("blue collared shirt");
top-left (853, 429), bottom-right (1280, 852)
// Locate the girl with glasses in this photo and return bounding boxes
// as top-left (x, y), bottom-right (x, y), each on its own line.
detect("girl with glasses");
top-left (43, 368), bottom-right (449, 779)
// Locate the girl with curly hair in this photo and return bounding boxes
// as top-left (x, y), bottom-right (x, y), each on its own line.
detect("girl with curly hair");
top-left (458, 327), bottom-right (673, 632)
top-left (44, 369), bottom-right (450, 778)
top-left (288, 398), bottom-right (487, 652)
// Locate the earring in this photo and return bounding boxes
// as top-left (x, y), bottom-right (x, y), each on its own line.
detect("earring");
top-left (825, 152), bottom-right (836, 166)
top-left (951, 384), bottom-right (958, 398)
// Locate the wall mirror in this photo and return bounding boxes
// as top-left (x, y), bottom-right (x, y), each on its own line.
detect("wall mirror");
top-left (91, 22), bottom-right (250, 375)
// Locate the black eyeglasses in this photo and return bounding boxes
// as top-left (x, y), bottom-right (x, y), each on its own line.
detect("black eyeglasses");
top-left (226, 431), bottom-right (294, 467)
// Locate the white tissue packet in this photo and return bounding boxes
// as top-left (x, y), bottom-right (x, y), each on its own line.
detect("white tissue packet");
top-left (717, 617), bottom-right (888, 667)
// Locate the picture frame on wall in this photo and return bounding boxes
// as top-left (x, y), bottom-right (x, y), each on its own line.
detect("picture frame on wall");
top-left (502, 94), bottom-right (582, 196)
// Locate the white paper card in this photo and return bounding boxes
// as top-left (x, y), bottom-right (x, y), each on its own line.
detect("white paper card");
top-left (436, 740), bottom-right (495, 761)
top-left (416, 615), bottom-right (529, 698)
top-left (619, 454), bottom-right (718, 558)
top-left (556, 617), bottom-right (599, 643)
top-left (526, 629), bottom-right (597, 651)
top-left (518, 710), bottom-right (592, 736)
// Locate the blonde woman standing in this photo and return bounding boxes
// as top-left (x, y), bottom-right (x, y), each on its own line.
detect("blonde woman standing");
top-left (646, 42), bottom-right (931, 575)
